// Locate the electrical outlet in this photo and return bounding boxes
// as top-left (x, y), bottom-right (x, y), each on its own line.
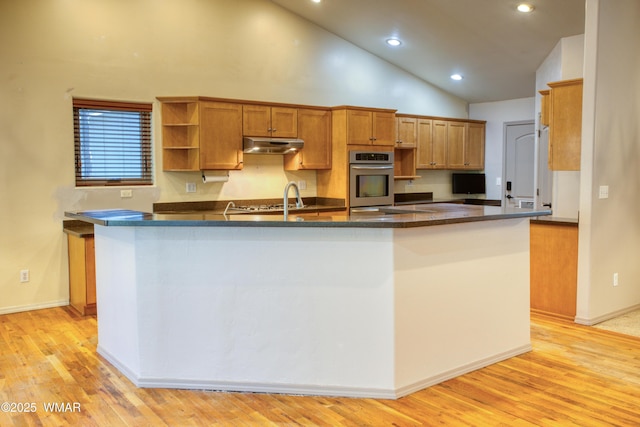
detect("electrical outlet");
top-left (613, 272), bottom-right (619, 287)
top-left (20, 269), bottom-right (29, 283)
top-left (298, 180), bottom-right (307, 190)
top-left (186, 182), bottom-right (197, 193)
top-left (120, 189), bottom-right (133, 198)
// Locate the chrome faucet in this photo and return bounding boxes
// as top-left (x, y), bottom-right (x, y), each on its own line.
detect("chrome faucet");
top-left (283, 181), bottom-right (304, 220)
top-left (223, 201), bottom-right (235, 216)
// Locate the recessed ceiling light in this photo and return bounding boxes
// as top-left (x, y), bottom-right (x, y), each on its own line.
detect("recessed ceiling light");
top-left (517, 3), bottom-right (534, 13)
top-left (386, 38), bottom-right (402, 47)
top-left (450, 74), bottom-right (463, 81)
top-left (311, 0), bottom-right (321, 3)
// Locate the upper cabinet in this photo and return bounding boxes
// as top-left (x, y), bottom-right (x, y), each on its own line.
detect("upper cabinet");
top-left (160, 99), bottom-right (201, 171)
top-left (159, 97), bottom-right (333, 171)
top-left (546, 78), bottom-right (583, 171)
top-left (243, 105), bottom-right (297, 138)
top-left (464, 122), bottom-right (486, 170)
top-left (539, 89), bottom-right (550, 127)
top-left (415, 117), bottom-right (485, 170)
top-left (337, 107), bottom-right (396, 146)
top-left (160, 97), bottom-right (487, 174)
top-left (446, 121), bottom-right (484, 170)
top-left (416, 119), bottom-right (447, 169)
top-left (393, 115), bottom-right (419, 179)
top-left (200, 102), bottom-right (243, 170)
top-left (284, 108), bottom-right (332, 170)
top-left (158, 97), bottom-right (243, 171)
top-left (395, 116), bottom-right (417, 148)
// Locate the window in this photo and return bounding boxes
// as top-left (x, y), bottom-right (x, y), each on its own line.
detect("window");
top-left (73, 99), bottom-right (153, 186)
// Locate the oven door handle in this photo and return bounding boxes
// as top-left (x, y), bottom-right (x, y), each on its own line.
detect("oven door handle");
top-left (351, 165), bottom-right (394, 170)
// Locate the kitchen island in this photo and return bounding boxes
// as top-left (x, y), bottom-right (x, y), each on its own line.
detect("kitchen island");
top-left (67, 203), bottom-right (550, 399)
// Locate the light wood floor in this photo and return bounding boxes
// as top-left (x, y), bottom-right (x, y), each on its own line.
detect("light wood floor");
top-left (1, 308), bottom-right (640, 426)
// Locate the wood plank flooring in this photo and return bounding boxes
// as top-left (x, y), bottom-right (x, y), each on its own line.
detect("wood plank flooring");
top-left (1, 308), bottom-right (639, 426)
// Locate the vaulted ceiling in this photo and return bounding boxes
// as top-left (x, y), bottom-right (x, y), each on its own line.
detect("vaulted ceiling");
top-left (270, 0), bottom-right (585, 103)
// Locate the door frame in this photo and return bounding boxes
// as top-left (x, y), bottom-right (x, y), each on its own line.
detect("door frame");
top-left (502, 120), bottom-right (536, 208)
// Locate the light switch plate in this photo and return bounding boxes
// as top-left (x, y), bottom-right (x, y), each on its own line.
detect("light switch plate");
top-left (599, 185), bottom-right (609, 199)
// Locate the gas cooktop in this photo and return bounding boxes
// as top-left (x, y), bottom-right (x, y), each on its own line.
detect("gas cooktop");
top-left (229, 203), bottom-right (298, 212)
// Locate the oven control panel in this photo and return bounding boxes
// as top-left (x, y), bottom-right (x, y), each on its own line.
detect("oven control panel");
top-left (350, 151), bottom-right (394, 163)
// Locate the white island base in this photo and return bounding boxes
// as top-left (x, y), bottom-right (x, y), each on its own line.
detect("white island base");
top-left (95, 218), bottom-right (531, 399)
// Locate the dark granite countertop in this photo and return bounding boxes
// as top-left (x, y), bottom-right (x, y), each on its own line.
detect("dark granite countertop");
top-left (62, 220), bottom-right (95, 237)
top-left (65, 203), bottom-right (551, 229)
top-left (530, 216), bottom-right (578, 226)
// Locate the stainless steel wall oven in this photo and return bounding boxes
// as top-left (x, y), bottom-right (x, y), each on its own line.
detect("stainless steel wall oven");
top-left (349, 151), bottom-right (394, 210)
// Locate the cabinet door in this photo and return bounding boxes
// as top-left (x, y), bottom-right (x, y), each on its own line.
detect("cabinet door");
top-left (466, 122), bottom-right (485, 170)
top-left (446, 121), bottom-right (467, 169)
top-left (431, 120), bottom-right (448, 169)
top-left (200, 102), bottom-right (243, 170)
top-left (372, 111), bottom-right (396, 146)
top-left (396, 117), bottom-right (417, 148)
top-left (548, 79), bottom-right (582, 171)
top-left (271, 107), bottom-right (298, 138)
top-left (285, 109), bottom-right (331, 170)
top-left (85, 236), bottom-right (96, 305)
top-left (416, 119), bottom-right (433, 169)
top-left (539, 90), bottom-right (550, 127)
top-left (242, 105), bottom-right (271, 137)
top-left (416, 119), bottom-right (447, 169)
top-left (346, 110), bottom-right (373, 145)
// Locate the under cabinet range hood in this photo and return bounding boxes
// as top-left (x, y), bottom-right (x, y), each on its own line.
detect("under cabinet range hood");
top-left (242, 137), bottom-right (304, 154)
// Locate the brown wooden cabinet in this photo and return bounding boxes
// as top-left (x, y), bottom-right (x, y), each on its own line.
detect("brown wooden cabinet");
top-left (161, 99), bottom-right (200, 171)
top-left (445, 121), bottom-right (467, 169)
top-left (415, 118), bottom-right (484, 170)
top-left (417, 119), bottom-right (447, 169)
top-left (395, 116), bottom-right (417, 148)
top-left (394, 115), bottom-right (419, 178)
top-left (547, 78), bottom-right (583, 171)
top-left (243, 105), bottom-right (297, 138)
top-left (446, 120), bottom-right (485, 170)
top-left (394, 148), bottom-right (418, 179)
top-left (159, 97), bottom-right (243, 171)
top-left (67, 233), bottom-right (96, 316)
top-left (465, 121), bottom-right (486, 170)
top-left (284, 108), bottom-right (331, 170)
top-left (341, 108), bottom-right (396, 147)
top-left (530, 220), bottom-right (578, 320)
top-left (200, 101), bottom-right (243, 170)
top-left (539, 89), bottom-right (550, 127)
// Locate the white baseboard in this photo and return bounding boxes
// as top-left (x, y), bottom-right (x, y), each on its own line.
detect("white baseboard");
top-left (394, 344), bottom-right (533, 398)
top-left (575, 303), bottom-right (640, 325)
top-left (98, 344), bottom-right (397, 399)
top-left (98, 344), bottom-right (532, 400)
top-left (0, 300), bottom-right (69, 316)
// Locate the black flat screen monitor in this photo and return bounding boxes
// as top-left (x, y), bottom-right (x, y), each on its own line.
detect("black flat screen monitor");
top-left (452, 173), bottom-right (486, 194)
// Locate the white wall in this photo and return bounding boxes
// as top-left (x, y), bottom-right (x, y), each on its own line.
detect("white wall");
top-left (0, 0), bottom-right (467, 313)
top-left (576, 0), bottom-right (640, 323)
top-left (536, 35), bottom-right (585, 219)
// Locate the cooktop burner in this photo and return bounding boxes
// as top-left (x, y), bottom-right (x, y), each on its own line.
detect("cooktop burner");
top-left (231, 204), bottom-right (297, 212)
